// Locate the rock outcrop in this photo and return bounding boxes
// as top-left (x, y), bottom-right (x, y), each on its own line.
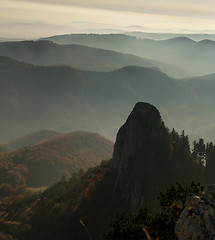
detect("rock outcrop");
top-left (175, 184), bottom-right (215, 240)
top-left (111, 102), bottom-right (168, 210)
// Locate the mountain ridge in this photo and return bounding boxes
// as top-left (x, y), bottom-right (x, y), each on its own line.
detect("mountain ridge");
top-left (6, 129), bottom-right (62, 150)
top-left (0, 41), bottom-right (191, 78)
top-left (1, 56), bottom-right (215, 143)
top-left (41, 33), bottom-right (215, 76)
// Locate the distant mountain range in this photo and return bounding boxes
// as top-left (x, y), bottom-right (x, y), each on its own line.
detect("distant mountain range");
top-left (125, 32), bottom-right (215, 41)
top-left (0, 40), bottom-right (189, 78)
top-left (1, 34), bottom-right (215, 143)
top-left (0, 56), bottom-right (87, 142)
top-left (0, 37), bottom-right (25, 42)
top-left (1, 32), bottom-right (215, 240)
top-left (1, 55), bottom-right (215, 143)
top-left (42, 33), bottom-right (215, 76)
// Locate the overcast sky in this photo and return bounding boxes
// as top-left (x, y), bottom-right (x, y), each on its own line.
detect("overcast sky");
top-left (1, 0), bottom-right (215, 38)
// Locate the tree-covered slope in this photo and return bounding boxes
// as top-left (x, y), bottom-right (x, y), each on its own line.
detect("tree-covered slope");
top-left (6, 130), bottom-right (61, 150)
top-left (0, 131), bottom-right (113, 187)
top-left (1, 102), bottom-right (213, 240)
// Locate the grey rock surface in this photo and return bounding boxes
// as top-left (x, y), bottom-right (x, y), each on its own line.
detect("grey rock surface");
top-left (175, 184), bottom-right (215, 240)
top-left (111, 102), bottom-right (166, 210)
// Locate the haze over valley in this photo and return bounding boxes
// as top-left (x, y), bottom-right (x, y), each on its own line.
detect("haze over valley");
top-left (1, 38), bottom-right (215, 144)
top-left (2, 0), bottom-right (215, 239)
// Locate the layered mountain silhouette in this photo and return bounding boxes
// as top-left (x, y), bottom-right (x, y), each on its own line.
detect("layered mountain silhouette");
top-left (1, 32), bottom-right (215, 240)
top-left (1, 55), bottom-right (215, 143)
top-left (0, 56), bottom-right (89, 142)
top-left (124, 32), bottom-right (215, 41)
top-left (0, 41), bottom-right (189, 78)
top-left (42, 33), bottom-right (215, 76)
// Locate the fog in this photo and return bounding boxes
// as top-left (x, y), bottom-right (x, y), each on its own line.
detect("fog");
top-left (42, 34), bottom-right (215, 77)
top-left (1, 43), bottom-right (215, 144)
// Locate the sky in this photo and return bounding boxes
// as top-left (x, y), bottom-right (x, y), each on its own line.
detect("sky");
top-left (1, 0), bottom-right (215, 38)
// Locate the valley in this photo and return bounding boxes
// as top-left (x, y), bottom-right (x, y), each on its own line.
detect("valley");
top-left (1, 32), bottom-right (215, 239)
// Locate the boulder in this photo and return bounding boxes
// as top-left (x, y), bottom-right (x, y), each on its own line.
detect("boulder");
top-left (175, 184), bottom-right (215, 240)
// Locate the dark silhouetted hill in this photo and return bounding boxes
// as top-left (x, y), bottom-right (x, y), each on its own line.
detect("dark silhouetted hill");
top-left (0, 56), bottom-right (90, 142)
top-left (1, 56), bottom-right (215, 143)
top-left (81, 66), bottom-right (199, 140)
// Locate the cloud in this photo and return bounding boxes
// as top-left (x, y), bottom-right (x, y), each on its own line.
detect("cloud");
top-left (1, 0), bottom-right (215, 38)
top-left (8, 0), bottom-right (215, 18)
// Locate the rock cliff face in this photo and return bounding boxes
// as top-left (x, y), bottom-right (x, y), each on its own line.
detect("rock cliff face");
top-left (175, 185), bottom-right (215, 240)
top-left (112, 102), bottom-right (168, 210)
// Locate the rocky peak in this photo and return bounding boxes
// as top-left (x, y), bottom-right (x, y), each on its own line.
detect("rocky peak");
top-left (112, 102), bottom-right (164, 172)
top-left (111, 102), bottom-right (167, 210)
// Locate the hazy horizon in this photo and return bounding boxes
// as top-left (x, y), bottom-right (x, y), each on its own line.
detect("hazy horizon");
top-left (1, 0), bottom-right (215, 38)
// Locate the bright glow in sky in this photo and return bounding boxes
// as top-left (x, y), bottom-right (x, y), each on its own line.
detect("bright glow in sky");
top-left (1, 0), bottom-right (215, 38)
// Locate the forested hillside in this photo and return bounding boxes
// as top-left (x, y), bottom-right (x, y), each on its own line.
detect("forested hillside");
top-left (0, 131), bottom-right (113, 187)
top-left (6, 130), bottom-right (61, 150)
top-left (2, 0), bottom-right (215, 239)
top-left (1, 103), bottom-right (215, 240)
